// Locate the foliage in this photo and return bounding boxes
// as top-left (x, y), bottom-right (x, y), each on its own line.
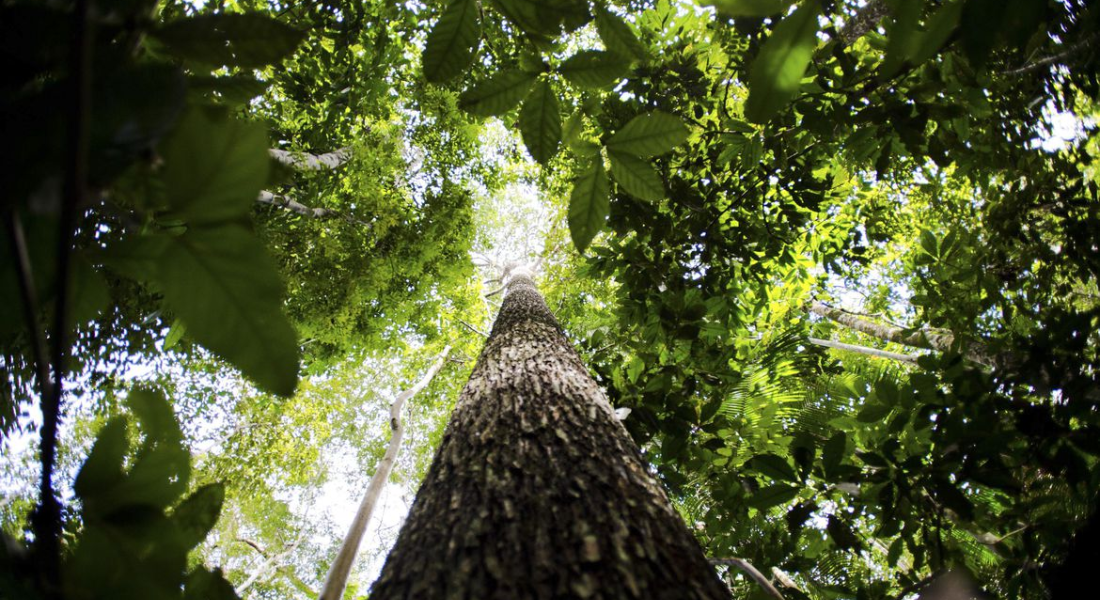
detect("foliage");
top-left (3, 0), bottom-right (1100, 598)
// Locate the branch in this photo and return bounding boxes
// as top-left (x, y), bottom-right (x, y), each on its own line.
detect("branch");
top-left (1004, 32), bottom-right (1100, 76)
top-left (808, 337), bottom-right (921, 364)
top-left (239, 535), bottom-right (304, 594)
top-left (318, 346), bottom-right (452, 600)
top-left (709, 557), bottom-right (785, 600)
top-left (457, 319), bottom-right (488, 338)
top-left (256, 191), bottom-right (342, 219)
top-left (269, 147), bottom-right (351, 171)
top-left (838, 0), bottom-right (890, 47)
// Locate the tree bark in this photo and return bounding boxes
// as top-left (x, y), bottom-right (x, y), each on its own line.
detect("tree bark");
top-left (807, 337), bottom-right (920, 364)
top-left (319, 346), bottom-right (452, 600)
top-left (370, 272), bottom-right (729, 599)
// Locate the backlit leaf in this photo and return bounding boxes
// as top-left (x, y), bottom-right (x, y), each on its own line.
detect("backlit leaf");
top-left (744, 0), bottom-right (821, 123)
top-left (608, 150), bottom-right (664, 201)
top-left (519, 80), bottom-right (562, 164)
top-left (568, 159), bottom-right (610, 252)
top-left (606, 111), bottom-right (689, 157)
top-left (422, 0), bottom-right (481, 83)
top-left (459, 70), bottom-right (537, 116)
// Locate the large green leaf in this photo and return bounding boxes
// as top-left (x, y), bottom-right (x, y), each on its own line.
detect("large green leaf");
top-left (743, 0), bottom-right (821, 123)
top-left (173, 483), bottom-right (225, 550)
top-left (153, 13), bottom-right (305, 68)
top-left (606, 111), bottom-right (690, 157)
top-left (560, 50), bottom-right (632, 89)
top-left (519, 80), bottom-right (562, 164)
top-left (746, 484), bottom-right (800, 510)
top-left (157, 226), bottom-right (299, 396)
top-left (161, 108), bottom-right (269, 226)
top-left (73, 417), bottom-right (130, 500)
top-left (749, 453), bottom-right (800, 483)
top-left (422, 0), bottom-right (481, 83)
top-left (458, 70), bottom-right (537, 117)
top-left (608, 150), bottom-right (664, 201)
top-left (595, 8), bottom-right (645, 60)
top-left (568, 159), bottom-right (610, 252)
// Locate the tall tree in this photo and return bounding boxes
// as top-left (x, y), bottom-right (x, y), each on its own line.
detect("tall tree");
top-left (371, 267), bottom-right (728, 599)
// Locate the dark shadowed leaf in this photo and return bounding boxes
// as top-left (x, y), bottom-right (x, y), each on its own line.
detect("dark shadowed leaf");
top-left (707, 0), bottom-right (795, 17)
top-left (161, 108), bottom-right (269, 226)
top-left (157, 226), bottom-right (299, 396)
top-left (568, 158), bottom-right (610, 252)
top-left (73, 417), bottom-right (129, 500)
top-left (608, 150), bottom-right (664, 201)
top-left (422, 0), bottom-right (481, 83)
top-left (595, 8), bottom-right (645, 60)
top-left (746, 484), bottom-right (800, 509)
top-left (744, 0), bottom-right (821, 123)
top-left (459, 70), bottom-right (537, 116)
top-left (173, 483), bottom-right (225, 550)
top-left (560, 50), bottom-right (632, 89)
top-left (606, 111), bottom-right (689, 157)
top-left (749, 453), bottom-right (800, 482)
top-left (519, 80), bottom-right (562, 164)
top-left (153, 13), bottom-right (305, 68)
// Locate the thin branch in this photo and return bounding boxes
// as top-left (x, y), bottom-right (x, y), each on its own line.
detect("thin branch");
top-left (808, 337), bottom-right (921, 364)
top-left (709, 558), bottom-right (785, 600)
top-left (457, 319), bottom-right (488, 338)
top-left (256, 191), bottom-right (343, 219)
top-left (4, 214), bottom-right (53, 404)
top-left (318, 346), bottom-right (452, 600)
top-left (1004, 32), bottom-right (1100, 76)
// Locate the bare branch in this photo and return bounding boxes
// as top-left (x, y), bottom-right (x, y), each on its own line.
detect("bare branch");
top-left (709, 557), bottom-right (785, 600)
top-left (457, 319), bottom-right (489, 338)
top-left (256, 191), bottom-right (342, 219)
top-left (319, 347), bottom-right (452, 600)
top-left (1004, 33), bottom-right (1100, 76)
top-left (808, 337), bottom-right (921, 364)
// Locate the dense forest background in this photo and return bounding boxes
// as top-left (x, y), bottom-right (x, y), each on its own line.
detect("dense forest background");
top-left (2, 0), bottom-right (1099, 598)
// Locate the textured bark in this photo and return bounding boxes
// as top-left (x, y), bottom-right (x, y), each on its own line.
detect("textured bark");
top-left (319, 346), bottom-right (451, 600)
top-left (256, 191), bottom-right (341, 219)
top-left (371, 273), bottom-right (729, 600)
top-left (269, 147), bottom-right (351, 171)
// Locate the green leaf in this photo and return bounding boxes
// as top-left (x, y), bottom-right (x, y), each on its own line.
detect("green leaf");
top-left (187, 75), bottom-right (269, 106)
top-left (827, 514), bottom-right (862, 550)
top-left (458, 70), bottom-right (537, 117)
top-left (161, 108), bottom-right (269, 226)
top-left (164, 319), bottom-right (187, 350)
top-left (880, 0), bottom-right (921, 77)
top-left (608, 150), bottom-right (664, 201)
top-left (706, 0), bottom-right (795, 17)
top-left (822, 431), bottom-right (847, 477)
top-left (749, 453), bottom-right (800, 482)
top-left (595, 8), bottom-right (645, 60)
top-left (746, 484), bottom-right (800, 510)
top-left (743, 0), bottom-right (821, 123)
top-left (173, 483), bottom-right (225, 550)
top-left (857, 403), bottom-right (891, 423)
top-left (128, 388), bottom-right (183, 443)
top-left (568, 159), bottom-right (610, 252)
top-left (74, 417), bottom-right (130, 500)
top-left (422, 0), bottom-right (481, 83)
top-left (153, 13), bottom-right (305, 68)
top-left (157, 226), bottom-right (299, 396)
top-left (559, 50), bottom-right (632, 89)
top-left (519, 80), bottom-right (562, 164)
top-left (910, 1), bottom-right (963, 66)
top-left (184, 568), bottom-right (240, 600)
top-left (606, 111), bottom-right (690, 157)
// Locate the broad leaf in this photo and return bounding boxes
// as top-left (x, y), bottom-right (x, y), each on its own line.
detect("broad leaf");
top-left (568, 159), bottom-right (610, 252)
top-left (153, 13), bottom-right (305, 68)
top-left (187, 75), bottom-right (269, 106)
top-left (608, 150), bottom-right (664, 201)
top-left (743, 0), bottom-right (821, 123)
top-left (459, 70), bottom-right (537, 117)
top-left (157, 226), bottom-right (299, 396)
top-left (161, 108), bottom-right (269, 226)
top-left (606, 111), bottom-right (689, 157)
top-left (73, 417), bottom-right (130, 500)
top-left (746, 484), bottom-right (800, 510)
top-left (422, 0), bottom-right (481, 83)
top-left (749, 453), bottom-right (800, 482)
top-left (519, 80), bottom-right (562, 164)
top-left (560, 50), bottom-right (632, 89)
top-left (595, 8), bottom-right (645, 60)
top-left (184, 568), bottom-right (240, 600)
top-left (173, 483), bottom-right (225, 550)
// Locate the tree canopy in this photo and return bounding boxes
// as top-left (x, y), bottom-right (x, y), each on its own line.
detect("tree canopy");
top-left (2, 0), bottom-right (1099, 598)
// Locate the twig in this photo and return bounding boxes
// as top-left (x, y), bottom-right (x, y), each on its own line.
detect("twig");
top-left (1004, 33), bottom-right (1100, 76)
top-left (4, 214), bottom-right (52, 405)
top-left (457, 319), bottom-right (489, 338)
top-left (709, 557), bottom-right (785, 600)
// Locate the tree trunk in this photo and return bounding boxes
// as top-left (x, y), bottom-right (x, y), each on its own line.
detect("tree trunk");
top-left (370, 271), bottom-right (729, 599)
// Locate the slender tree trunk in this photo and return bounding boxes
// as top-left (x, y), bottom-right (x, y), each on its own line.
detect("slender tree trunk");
top-left (319, 346), bottom-right (452, 600)
top-left (371, 270), bottom-right (728, 599)
top-left (807, 337), bottom-right (920, 364)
